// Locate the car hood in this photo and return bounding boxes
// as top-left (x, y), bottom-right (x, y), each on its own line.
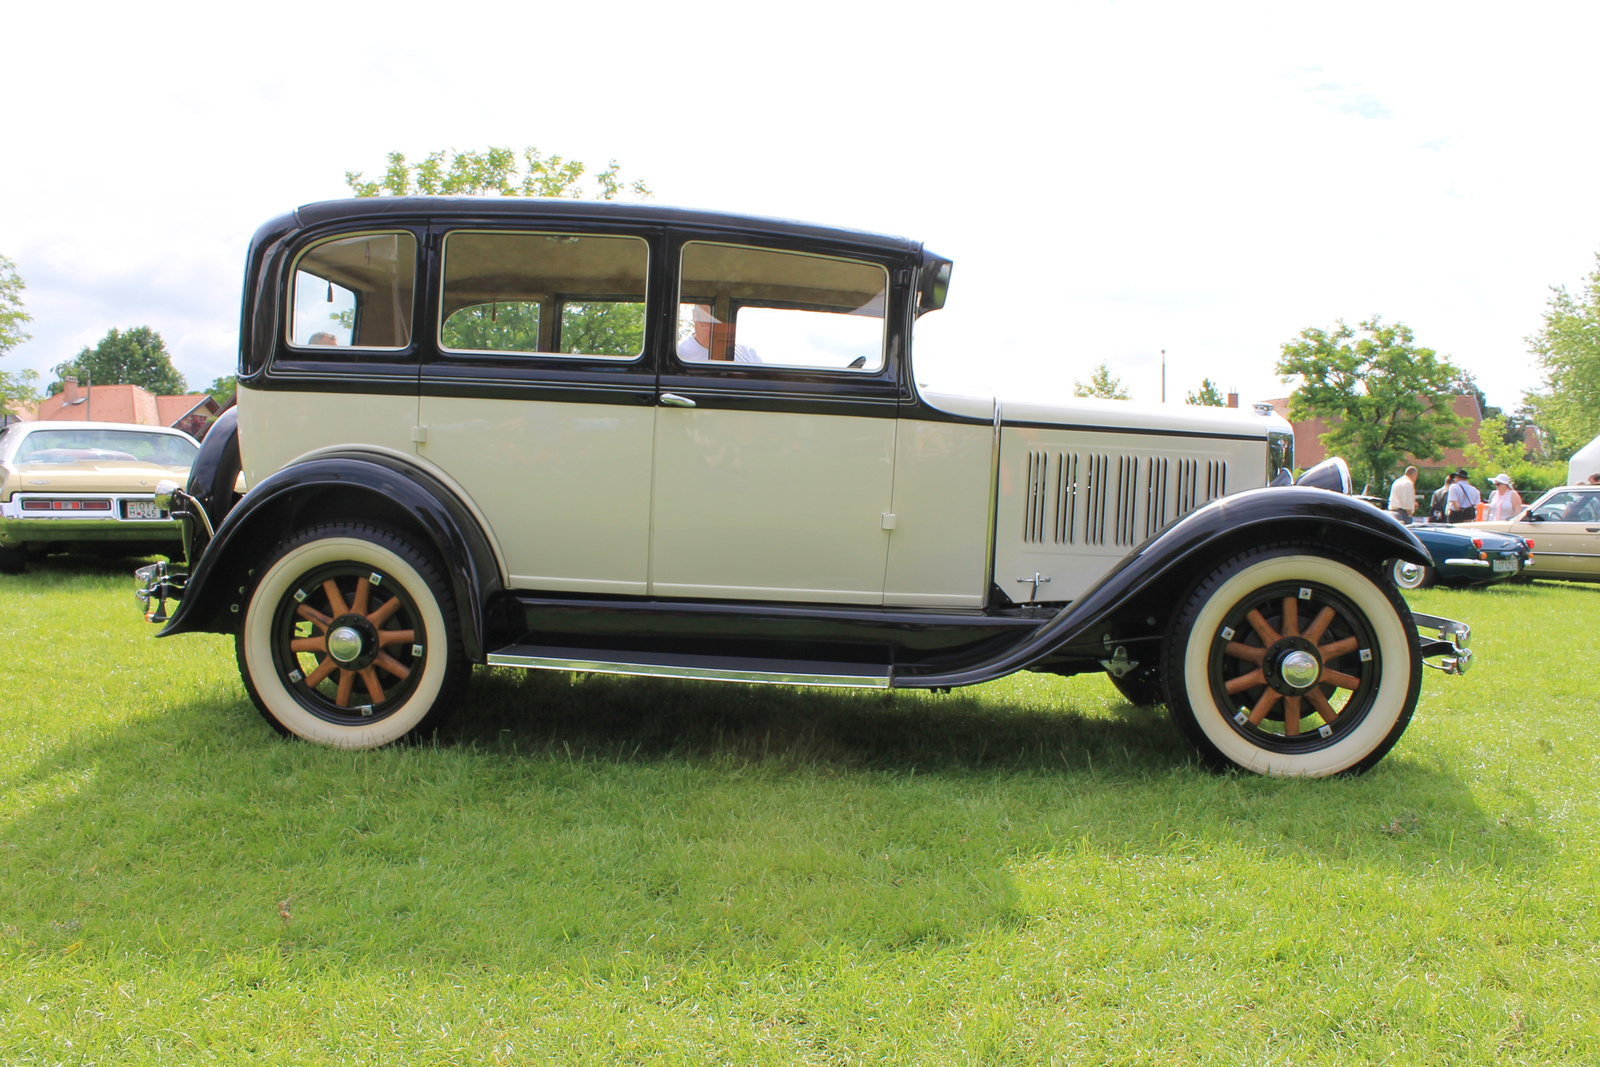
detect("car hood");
top-left (918, 388), bottom-right (1284, 438)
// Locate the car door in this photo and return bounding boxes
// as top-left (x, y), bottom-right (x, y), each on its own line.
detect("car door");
top-left (648, 236), bottom-right (902, 605)
top-left (1516, 489), bottom-right (1600, 579)
top-left (415, 225), bottom-right (660, 595)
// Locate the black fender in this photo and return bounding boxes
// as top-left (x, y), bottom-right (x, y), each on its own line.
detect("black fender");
top-left (180, 407), bottom-right (242, 560)
top-left (159, 451), bottom-right (503, 661)
top-left (894, 486), bottom-right (1429, 688)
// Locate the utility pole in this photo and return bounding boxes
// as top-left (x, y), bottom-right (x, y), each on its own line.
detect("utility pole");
top-left (1161, 349), bottom-right (1166, 403)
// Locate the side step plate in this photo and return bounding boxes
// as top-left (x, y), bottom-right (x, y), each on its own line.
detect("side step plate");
top-left (486, 644), bottom-right (892, 689)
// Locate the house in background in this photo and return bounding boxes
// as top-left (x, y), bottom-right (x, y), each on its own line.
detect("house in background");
top-left (25, 377), bottom-right (221, 439)
top-left (1261, 395), bottom-right (1486, 478)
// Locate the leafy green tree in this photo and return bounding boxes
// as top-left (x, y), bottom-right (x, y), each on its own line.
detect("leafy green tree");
top-left (347, 147), bottom-right (650, 201)
top-left (207, 375), bottom-right (237, 406)
top-left (52, 327), bottom-right (187, 396)
top-left (1276, 317), bottom-right (1465, 491)
top-left (1074, 361), bottom-right (1130, 400)
top-left (440, 301), bottom-right (543, 353)
top-left (1186, 378), bottom-right (1225, 406)
top-left (1523, 252), bottom-right (1600, 457)
top-left (1, 254), bottom-right (38, 410)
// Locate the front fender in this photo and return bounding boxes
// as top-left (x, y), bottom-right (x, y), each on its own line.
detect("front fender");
top-left (158, 452), bottom-right (503, 661)
top-left (895, 487), bottom-right (1429, 688)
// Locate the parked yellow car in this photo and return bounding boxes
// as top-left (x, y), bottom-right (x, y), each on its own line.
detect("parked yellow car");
top-left (1464, 485), bottom-right (1600, 582)
top-left (0, 420), bottom-right (199, 573)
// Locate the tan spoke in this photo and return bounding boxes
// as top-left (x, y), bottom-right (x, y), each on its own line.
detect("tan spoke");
top-left (1306, 687), bottom-right (1340, 724)
top-left (290, 636), bottom-right (327, 654)
top-left (359, 667), bottom-right (385, 703)
top-left (335, 669), bottom-right (355, 707)
top-left (367, 595), bottom-right (403, 627)
top-left (1320, 668), bottom-right (1363, 691)
top-left (1225, 669), bottom-right (1266, 695)
top-left (1282, 597), bottom-right (1299, 637)
top-left (1226, 642), bottom-right (1266, 664)
top-left (374, 652), bottom-right (411, 680)
top-left (1303, 607), bottom-right (1336, 644)
top-left (376, 629), bottom-right (416, 647)
top-left (323, 579), bottom-right (350, 618)
top-left (305, 655), bottom-right (338, 687)
top-left (1246, 609), bottom-right (1279, 645)
top-left (1319, 636), bottom-right (1359, 659)
top-left (1284, 696), bottom-right (1302, 736)
top-left (352, 576), bottom-right (370, 617)
top-left (296, 604), bottom-right (333, 630)
top-left (1247, 688), bottom-right (1281, 725)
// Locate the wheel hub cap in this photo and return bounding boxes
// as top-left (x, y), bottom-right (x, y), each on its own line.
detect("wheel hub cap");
top-left (1279, 650), bottom-right (1320, 690)
top-left (327, 625), bottom-right (365, 664)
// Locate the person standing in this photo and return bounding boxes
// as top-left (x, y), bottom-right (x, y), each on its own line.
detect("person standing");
top-left (1386, 466), bottom-right (1419, 524)
top-left (1485, 473), bottom-right (1524, 520)
top-left (1427, 472), bottom-right (1455, 523)
top-left (1447, 467), bottom-right (1482, 523)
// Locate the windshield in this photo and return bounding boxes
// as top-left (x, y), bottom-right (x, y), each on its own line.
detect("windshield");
top-left (14, 429), bottom-right (198, 466)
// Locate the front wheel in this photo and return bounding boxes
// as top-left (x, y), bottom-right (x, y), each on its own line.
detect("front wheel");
top-left (236, 523), bottom-right (467, 748)
top-left (1389, 558), bottom-right (1434, 590)
top-left (1165, 547), bottom-right (1422, 777)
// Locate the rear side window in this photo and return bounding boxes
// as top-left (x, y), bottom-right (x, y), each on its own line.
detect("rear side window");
top-left (289, 232), bottom-right (417, 349)
top-left (440, 232), bottom-right (649, 360)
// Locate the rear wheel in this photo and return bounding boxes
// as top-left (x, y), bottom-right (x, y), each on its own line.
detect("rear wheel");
top-left (1165, 547), bottom-right (1421, 776)
top-left (236, 523), bottom-right (466, 747)
top-left (1389, 558), bottom-right (1434, 590)
top-left (0, 544), bottom-right (24, 575)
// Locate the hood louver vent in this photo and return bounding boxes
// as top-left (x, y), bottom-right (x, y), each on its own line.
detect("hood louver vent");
top-left (1022, 451), bottom-right (1227, 548)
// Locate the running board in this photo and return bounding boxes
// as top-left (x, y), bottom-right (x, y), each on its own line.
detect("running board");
top-left (485, 644), bottom-right (892, 689)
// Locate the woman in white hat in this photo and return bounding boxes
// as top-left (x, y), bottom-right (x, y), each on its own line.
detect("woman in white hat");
top-left (1485, 473), bottom-right (1524, 521)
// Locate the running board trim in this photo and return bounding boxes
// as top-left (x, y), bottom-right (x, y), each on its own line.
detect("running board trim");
top-left (486, 645), bottom-right (891, 689)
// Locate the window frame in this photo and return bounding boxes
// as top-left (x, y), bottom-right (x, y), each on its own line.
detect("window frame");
top-left (435, 229), bottom-right (652, 364)
top-left (284, 229), bottom-right (421, 353)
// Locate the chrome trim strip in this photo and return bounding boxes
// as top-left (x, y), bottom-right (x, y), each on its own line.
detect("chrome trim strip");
top-left (485, 651), bottom-right (890, 688)
top-left (982, 399), bottom-right (1002, 606)
top-left (1441, 557), bottom-right (1490, 568)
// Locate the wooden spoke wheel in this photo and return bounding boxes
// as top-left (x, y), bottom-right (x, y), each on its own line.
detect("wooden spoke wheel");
top-left (1165, 547), bottom-right (1422, 777)
top-left (237, 524), bottom-right (466, 748)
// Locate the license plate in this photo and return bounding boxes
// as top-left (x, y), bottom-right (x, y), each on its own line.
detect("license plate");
top-left (125, 501), bottom-right (164, 520)
top-left (1492, 558), bottom-right (1518, 573)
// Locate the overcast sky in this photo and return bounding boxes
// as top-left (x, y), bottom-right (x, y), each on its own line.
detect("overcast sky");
top-left (4, 0), bottom-right (1598, 412)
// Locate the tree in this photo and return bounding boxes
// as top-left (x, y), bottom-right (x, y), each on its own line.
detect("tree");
top-left (1523, 252), bottom-right (1600, 458)
top-left (1276, 317), bottom-right (1465, 490)
top-left (346, 147), bottom-right (651, 201)
top-left (52, 327), bottom-right (187, 396)
top-left (1, 254), bottom-right (37, 411)
top-left (1074, 361), bottom-right (1130, 400)
top-left (207, 374), bottom-right (237, 406)
top-left (1187, 378), bottom-right (1225, 406)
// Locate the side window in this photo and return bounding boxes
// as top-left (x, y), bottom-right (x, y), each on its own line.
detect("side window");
top-left (676, 243), bottom-right (887, 372)
top-left (439, 232), bottom-right (648, 359)
top-left (289, 232), bottom-right (416, 349)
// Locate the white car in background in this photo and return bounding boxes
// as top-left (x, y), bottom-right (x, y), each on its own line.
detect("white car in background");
top-left (1466, 485), bottom-right (1600, 583)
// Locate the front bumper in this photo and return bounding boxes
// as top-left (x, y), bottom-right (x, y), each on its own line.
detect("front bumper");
top-left (1, 494), bottom-right (181, 547)
top-left (1413, 612), bottom-right (1472, 674)
top-left (134, 560), bottom-right (188, 623)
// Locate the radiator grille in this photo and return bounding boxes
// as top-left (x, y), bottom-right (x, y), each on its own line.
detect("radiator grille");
top-left (1021, 451), bottom-right (1228, 547)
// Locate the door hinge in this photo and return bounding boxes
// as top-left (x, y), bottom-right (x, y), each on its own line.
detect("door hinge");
top-left (411, 426), bottom-right (428, 443)
top-left (880, 512), bottom-right (898, 530)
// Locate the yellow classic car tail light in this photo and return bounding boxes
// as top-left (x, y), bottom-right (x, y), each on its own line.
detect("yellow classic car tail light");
top-left (21, 498), bottom-right (114, 511)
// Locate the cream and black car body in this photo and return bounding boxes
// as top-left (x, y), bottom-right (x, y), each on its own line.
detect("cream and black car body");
top-left (136, 198), bottom-right (1472, 776)
top-left (1, 420), bottom-right (198, 572)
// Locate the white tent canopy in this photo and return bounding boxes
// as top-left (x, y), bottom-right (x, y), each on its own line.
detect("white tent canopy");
top-left (1569, 433), bottom-right (1600, 485)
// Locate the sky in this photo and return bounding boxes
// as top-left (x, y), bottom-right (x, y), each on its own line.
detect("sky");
top-left (3, 0), bottom-right (1598, 413)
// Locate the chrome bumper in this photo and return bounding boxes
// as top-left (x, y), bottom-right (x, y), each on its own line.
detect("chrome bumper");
top-left (134, 560), bottom-right (187, 624)
top-left (1412, 612), bottom-right (1472, 675)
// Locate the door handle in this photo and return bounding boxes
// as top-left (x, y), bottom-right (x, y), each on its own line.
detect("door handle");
top-left (659, 393), bottom-right (696, 408)
top-left (1587, 527), bottom-right (1599, 533)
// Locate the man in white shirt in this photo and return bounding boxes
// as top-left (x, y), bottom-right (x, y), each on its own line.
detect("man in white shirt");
top-left (1446, 467), bottom-right (1481, 523)
top-left (676, 304), bottom-right (762, 364)
top-left (1386, 466), bottom-right (1419, 524)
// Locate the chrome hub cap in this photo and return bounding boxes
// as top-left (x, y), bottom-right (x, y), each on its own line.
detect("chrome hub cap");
top-left (1279, 650), bottom-right (1320, 690)
top-left (327, 625), bottom-right (365, 664)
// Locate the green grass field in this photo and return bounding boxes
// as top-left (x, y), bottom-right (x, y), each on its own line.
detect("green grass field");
top-left (2, 558), bottom-right (1597, 1064)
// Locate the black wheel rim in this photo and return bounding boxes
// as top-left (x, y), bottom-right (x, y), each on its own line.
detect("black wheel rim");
top-left (268, 561), bottom-right (427, 725)
top-left (1206, 579), bottom-right (1382, 753)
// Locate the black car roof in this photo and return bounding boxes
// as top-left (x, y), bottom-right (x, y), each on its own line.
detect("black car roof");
top-left (287, 198), bottom-right (925, 255)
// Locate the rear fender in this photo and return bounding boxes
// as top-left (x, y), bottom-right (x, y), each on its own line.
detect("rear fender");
top-left (158, 451), bottom-right (502, 661)
top-left (897, 487), bottom-right (1429, 688)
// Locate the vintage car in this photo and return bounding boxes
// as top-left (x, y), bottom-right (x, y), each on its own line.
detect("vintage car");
top-left (1464, 485), bottom-right (1600, 583)
top-left (134, 198), bottom-right (1471, 777)
top-left (0, 420), bottom-right (199, 573)
top-left (1389, 522), bottom-right (1533, 589)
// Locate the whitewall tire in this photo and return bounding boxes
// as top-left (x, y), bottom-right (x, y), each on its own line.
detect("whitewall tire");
top-left (236, 524), bottom-right (465, 748)
top-left (1164, 547), bottom-right (1422, 777)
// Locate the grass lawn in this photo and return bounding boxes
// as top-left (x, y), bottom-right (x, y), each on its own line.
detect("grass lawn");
top-left (2, 557), bottom-right (1597, 1064)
